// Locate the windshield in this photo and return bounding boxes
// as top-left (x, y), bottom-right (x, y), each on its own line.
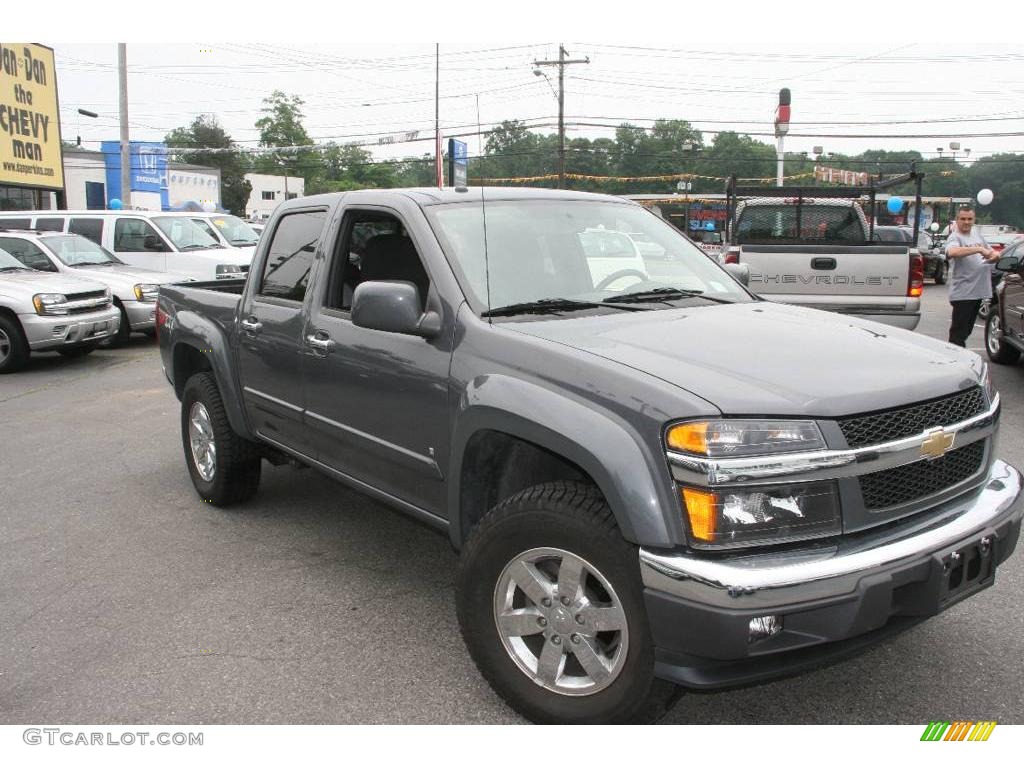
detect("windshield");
top-left (205, 215), bottom-right (258, 246)
top-left (152, 216), bottom-right (221, 251)
top-left (426, 199), bottom-right (752, 314)
top-left (41, 235), bottom-right (123, 266)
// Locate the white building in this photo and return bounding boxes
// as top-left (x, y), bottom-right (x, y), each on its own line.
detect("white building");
top-left (245, 173), bottom-right (305, 220)
top-left (168, 163), bottom-right (222, 210)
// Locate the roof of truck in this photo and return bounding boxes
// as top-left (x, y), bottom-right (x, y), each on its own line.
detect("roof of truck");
top-left (293, 186), bottom-right (639, 208)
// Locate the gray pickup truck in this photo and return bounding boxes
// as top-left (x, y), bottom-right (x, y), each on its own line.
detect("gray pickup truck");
top-left (158, 188), bottom-right (1022, 724)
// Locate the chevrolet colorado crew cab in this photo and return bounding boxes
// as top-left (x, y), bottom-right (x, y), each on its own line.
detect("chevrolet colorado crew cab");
top-left (158, 188), bottom-right (1023, 724)
top-left (1, 244), bottom-right (119, 373)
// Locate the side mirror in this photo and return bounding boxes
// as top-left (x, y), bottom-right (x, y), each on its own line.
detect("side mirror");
top-left (995, 256), bottom-right (1020, 272)
top-left (351, 281), bottom-right (441, 339)
top-left (144, 234), bottom-right (164, 251)
top-left (724, 262), bottom-right (749, 286)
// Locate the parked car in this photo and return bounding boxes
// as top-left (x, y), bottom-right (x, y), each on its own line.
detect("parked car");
top-left (872, 225), bottom-right (947, 285)
top-left (724, 196), bottom-right (922, 329)
top-left (0, 230), bottom-right (190, 346)
top-left (985, 246), bottom-right (1024, 367)
top-left (0, 245), bottom-right (119, 373)
top-left (576, 228), bottom-right (649, 289)
top-left (0, 211), bottom-right (253, 282)
top-left (976, 235), bottom-right (1021, 320)
top-left (188, 213), bottom-right (259, 256)
top-left (157, 187), bottom-right (1021, 724)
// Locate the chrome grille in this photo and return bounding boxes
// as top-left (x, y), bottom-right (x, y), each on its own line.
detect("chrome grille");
top-left (65, 290), bottom-right (106, 302)
top-left (859, 441), bottom-right (986, 510)
top-left (838, 388), bottom-right (986, 449)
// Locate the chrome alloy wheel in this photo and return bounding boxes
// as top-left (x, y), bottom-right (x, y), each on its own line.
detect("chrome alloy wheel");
top-left (493, 547), bottom-right (628, 696)
top-left (988, 313), bottom-right (1004, 356)
top-left (188, 402), bottom-right (217, 482)
top-left (0, 328), bottom-right (10, 366)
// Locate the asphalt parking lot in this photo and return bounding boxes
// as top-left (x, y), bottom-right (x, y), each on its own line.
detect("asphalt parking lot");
top-left (1, 283), bottom-right (1022, 725)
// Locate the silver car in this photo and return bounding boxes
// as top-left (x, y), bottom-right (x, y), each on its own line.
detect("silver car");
top-left (0, 246), bottom-right (119, 373)
top-left (0, 231), bottom-right (189, 346)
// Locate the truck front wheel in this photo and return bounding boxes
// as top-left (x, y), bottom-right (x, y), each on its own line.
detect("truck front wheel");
top-left (181, 372), bottom-right (262, 506)
top-left (455, 481), bottom-right (678, 724)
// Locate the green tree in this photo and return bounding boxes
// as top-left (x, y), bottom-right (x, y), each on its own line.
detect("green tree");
top-left (165, 114), bottom-right (252, 216)
top-left (253, 91), bottom-right (316, 184)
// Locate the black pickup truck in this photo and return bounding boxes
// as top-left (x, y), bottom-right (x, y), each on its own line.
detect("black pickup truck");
top-left (158, 187), bottom-right (1022, 724)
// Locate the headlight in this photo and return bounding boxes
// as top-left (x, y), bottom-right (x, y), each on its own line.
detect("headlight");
top-left (133, 283), bottom-right (160, 301)
top-left (681, 481), bottom-right (841, 548)
top-left (215, 264), bottom-right (243, 278)
top-left (666, 419), bottom-right (827, 458)
top-left (32, 293), bottom-right (68, 315)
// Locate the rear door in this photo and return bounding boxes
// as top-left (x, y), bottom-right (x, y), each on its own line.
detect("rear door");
top-left (736, 203), bottom-right (909, 311)
top-left (236, 206), bottom-right (327, 457)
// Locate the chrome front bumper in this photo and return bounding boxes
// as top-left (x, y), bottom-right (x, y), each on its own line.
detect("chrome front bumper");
top-left (20, 306), bottom-right (122, 350)
top-left (123, 300), bottom-right (157, 331)
top-left (640, 459), bottom-right (1023, 610)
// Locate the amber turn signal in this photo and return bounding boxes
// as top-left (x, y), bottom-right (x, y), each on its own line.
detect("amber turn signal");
top-left (667, 422), bottom-right (708, 454)
top-left (682, 488), bottom-right (718, 542)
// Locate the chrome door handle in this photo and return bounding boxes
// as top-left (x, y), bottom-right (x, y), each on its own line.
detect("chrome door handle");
top-left (306, 334), bottom-right (335, 353)
top-left (240, 318), bottom-right (263, 333)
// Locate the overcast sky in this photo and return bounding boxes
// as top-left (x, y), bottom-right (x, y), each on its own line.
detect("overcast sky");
top-left (16, 0), bottom-right (1021, 176)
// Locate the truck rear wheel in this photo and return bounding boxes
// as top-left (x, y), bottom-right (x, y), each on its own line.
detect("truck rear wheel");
top-left (181, 372), bottom-right (262, 506)
top-left (455, 481), bottom-right (678, 724)
top-left (0, 315), bottom-right (29, 374)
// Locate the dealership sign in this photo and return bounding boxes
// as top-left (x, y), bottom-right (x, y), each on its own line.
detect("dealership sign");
top-left (0, 43), bottom-right (65, 191)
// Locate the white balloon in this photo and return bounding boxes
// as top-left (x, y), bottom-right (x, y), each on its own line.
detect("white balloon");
top-left (977, 188), bottom-right (994, 206)
top-left (201, 200), bottom-right (217, 212)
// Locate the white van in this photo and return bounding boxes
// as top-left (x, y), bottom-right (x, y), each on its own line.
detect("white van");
top-left (187, 213), bottom-right (258, 260)
top-left (0, 211), bottom-right (253, 281)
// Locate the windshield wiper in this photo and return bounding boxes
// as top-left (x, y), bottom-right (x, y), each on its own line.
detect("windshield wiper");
top-left (605, 287), bottom-right (735, 305)
top-left (0, 266), bottom-right (31, 272)
top-left (71, 261), bottom-right (113, 266)
top-left (482, 297), bottom-right (648, 318)
top-left (230, 239), bottom-right (256, 246)
top-left (181, 243), bottom-right (221, 251)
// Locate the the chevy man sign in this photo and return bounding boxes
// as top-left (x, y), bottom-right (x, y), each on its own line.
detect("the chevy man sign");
top-left (0, 43), bottom-right (64, 191)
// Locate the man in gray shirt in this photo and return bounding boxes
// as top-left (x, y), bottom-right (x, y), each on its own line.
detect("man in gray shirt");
top-left (944, 206), bottom-right (1000, 347)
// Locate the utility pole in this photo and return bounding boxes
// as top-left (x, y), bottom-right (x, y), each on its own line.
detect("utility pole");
top-left (533, 44), bottom-right (589, 189)
top-left (117, 43), bottom-right (131, 208)
top-left (435, 43), bottom-right (442, 188)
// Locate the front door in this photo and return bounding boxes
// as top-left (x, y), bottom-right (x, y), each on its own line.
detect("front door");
top-left (301, 205), bottom-right (452, 516)
top-left (236, 207), bottom-right (327, 457)
top-left (1002, 243), bottom-right (1024, 338)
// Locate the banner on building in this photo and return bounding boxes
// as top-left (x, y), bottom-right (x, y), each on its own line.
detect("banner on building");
top-left (814, 165), bottom-right (869, 186)
top-left (0, 43), bottom-right (65, 190)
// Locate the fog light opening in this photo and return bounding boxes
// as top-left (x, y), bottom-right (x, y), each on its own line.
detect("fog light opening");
top-left (748, 615), bottom-right (783, 643)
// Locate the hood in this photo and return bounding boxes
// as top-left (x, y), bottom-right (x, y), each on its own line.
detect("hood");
top-left (509, 301), bottom-right (984, 417)
top-left (64, 264), bottom-right (192, 285)
top-left (0, 270), bottom-right (107, 296)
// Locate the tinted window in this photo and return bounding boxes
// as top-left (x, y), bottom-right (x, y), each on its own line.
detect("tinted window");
top-left (36, 217), bottom-right (65, 232)
top-left (258, 210), bottom-right (326, 302)
top-left (1, 217), bottom-right (31, 229)
top-left (0, 237), bottom-right (58, 271)
top-left (69, 218), bottom-right (103, 244)
top-left (736, 205), bottom-right (865, 244)
top-left (114, 218), bottom-right (167, 252)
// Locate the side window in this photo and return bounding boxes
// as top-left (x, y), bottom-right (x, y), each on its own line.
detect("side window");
top-left (68, 218), bottom-right (103, 244)
top-left (257, 210), bottom-right (326, 302)
top-left (0, 237), bottom-right (58, 272)
top-left (0, 217), bottom-right (31, 229)
top-left (114, 218), bottom-right (167, 252)
top-left (36, 217), bottom-right (65, 232)
top-left (261, 191), bottom-right (275, 201)
top-left (325, 212), bottom-right (430, 312)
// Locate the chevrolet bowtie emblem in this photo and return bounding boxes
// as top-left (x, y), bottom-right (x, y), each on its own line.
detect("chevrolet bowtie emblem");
top-left (921, 428), bottom-right (955, 459)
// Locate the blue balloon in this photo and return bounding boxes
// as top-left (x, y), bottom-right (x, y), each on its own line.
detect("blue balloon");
top-left (705, 221), bottom-right (716, 231)
top-left (886, 196), bottom-right (904, 214)
top-left (108, 198), bottom-right (123, 210)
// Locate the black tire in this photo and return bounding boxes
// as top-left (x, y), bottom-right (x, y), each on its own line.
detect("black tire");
top-left (986, 312), bottom-right (1021, 365)
top-left (100, 302), bottom-right (132, 348)
top-left (57, 345), bottom-right (96, 358)
top-left (142, 328), bottom-right (157, 339)
top-left (0, 314), bottom-right (30, 374)
top-left (934, 261), bottom-right (947, 285)
top-left (180, 372), bottom-right (262, 506)
top-left (456, 481), bottom-right (678, 724)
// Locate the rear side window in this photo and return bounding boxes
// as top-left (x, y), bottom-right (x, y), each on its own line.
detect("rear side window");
top-left (36, 217), bottom-right (65, 232)
top-left (0, 217), bottom-right (31, 229)
top-left (737, 205), bottom-right (865, 244)
top-left (69, 218), bottom-right (103, 244)
top-left (0, 237), bottom-right (58, 271)
top-left (258, 210), bottom-right (326, 302)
